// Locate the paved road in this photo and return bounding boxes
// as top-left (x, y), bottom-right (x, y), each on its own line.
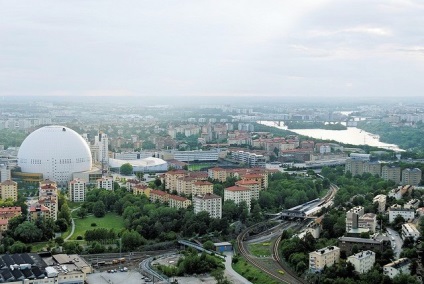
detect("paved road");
top-left (64, 207), bottom-right (80, 241)
top-left (386, 227), bottom-right (403, 259)
top-left (223, 252), bottom-right (252, 284)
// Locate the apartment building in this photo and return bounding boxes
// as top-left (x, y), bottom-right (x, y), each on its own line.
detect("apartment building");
top-left (235, 180), bottom-right (260, 200)
top-left (389, 204), bottom-right (415, 223)
top-left (68, 179), bottom-right (86, 202)
top-left (401, 223), bottom-right (420, 241)
top-left (0, 180), bottom-right (18, 201)
top-left (402, 168), bottom-right (422, 186)
top-left (231, 151), bottom-right (266, 168)
top-left (168, 195), bottom-right (192, 209)
top-left (132, 184), bottom-right (151, 198)
top-left (345, 158), bottom-right (365, 176)
top-left (404, 199), bottom-right (420, 210)
top-left (150, 190), bottom-right (170, 203)
top-left (363, 162), bottom-right (381, 177)
top-left (381, 165), bottom-right (401, 184)
top-left (309, 246), bottom-right (340, 272)
top-left (165, 170), bottom-right (187, 191)
top-left (96, 177), bottom-right (113, 190)
top-left (176, 177), bottom-right (196, 195)
top-left (192, 181), bottom-right (213, 196)
top-left (383, 258), bottom-right (411, 279)
top-left (0, 206), bottom-right (22, 235)
top-left (193, 193), bottom-right (222, 219)
top-left (224, 186), bottom-right (252, 211)
top-left (347, 250), bottom-right (376, 274)
top-left (39, 180), bottom-right (58, 221)
top-left (208, 167), bottom-right (227, 182)
top-left (338, 236), bottom-right (388, 255)
top-left (28, 204), bottom-right (50, 222)
top-left (373, 194), bottom-right (387, 213)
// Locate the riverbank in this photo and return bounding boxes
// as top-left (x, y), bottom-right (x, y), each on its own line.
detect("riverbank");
top-left (258, 121), bottom-right (403, 151)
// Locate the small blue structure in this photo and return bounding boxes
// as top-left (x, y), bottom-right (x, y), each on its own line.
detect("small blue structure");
top-left (214, 242), bottom-right (233, 253)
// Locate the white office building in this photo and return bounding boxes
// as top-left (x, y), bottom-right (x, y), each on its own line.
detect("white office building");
top-left (389, 205), bottom-right (415, 223)
top-left (94, 132), bottom-right (109, 164)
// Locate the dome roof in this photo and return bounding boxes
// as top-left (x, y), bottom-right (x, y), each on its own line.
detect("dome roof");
top-left (18, 125), bottom-right (92, 183)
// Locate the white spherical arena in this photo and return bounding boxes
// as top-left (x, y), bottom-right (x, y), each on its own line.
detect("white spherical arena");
top-left (18, 125), bottom-right (92, 183)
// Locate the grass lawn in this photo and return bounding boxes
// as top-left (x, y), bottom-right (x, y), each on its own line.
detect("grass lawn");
top-left (69, 212), bottom-right (125, 240)
top-left (248, 242), bottom-right (271, 257)
top-left (68, 201), bottom-right (82, 209)
top-left (232, 257), bottom-right (280, 284)
top-left (188, 163), bottom-right (214, 171)
top-left (30, 242), bottom-right (50, 253)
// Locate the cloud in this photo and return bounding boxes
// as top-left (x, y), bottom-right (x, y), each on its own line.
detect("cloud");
top-left (0, 0), bottom-right (423, 98)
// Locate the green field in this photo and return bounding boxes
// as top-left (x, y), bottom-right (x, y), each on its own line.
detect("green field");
top-left (233, 257), bottom-right (280, 284)
top-left (188, 163), bottom-right (214, 171)
top-left (248, 242), bottom-right (271, 257)
top-left (68, 213), bottom-right (125, 240)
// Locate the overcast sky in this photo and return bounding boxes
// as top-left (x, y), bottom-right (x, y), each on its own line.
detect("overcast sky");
top-left (1, 0), bottom-right (423, 99)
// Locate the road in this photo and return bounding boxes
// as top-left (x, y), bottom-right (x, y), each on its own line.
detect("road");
top-left (386, 227), bottom-right (403, 259)
top-left (223, 252), bottom-right (252, 284)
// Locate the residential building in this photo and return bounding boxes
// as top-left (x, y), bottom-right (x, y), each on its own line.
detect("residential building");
top-left (193, 193), bottom-right (222, 219)
top-left (150, 190), bottom-right (170, 203)
top-left (0, 206), bottom-right (22, 235)
top-left (125, 179), bottom-right (142, 191)
top-left (176, 177), bottom-right (196, 195)
top-left (363, 161), bottom-right (381, 177)
top-left (388, 185), bottom-right (413, 200)
top-left (345, 158), bottom-right (365, 176)
top-left (224, 186), bottom-right (252, 211)
top-left (402, 168), bottom-right (422, 186)
top-left (383, 258), bottom-right (411, 279)
top-left (28, 204), bottom-right (50, 222)
top-left (208, 167), bottom-right (227, 182)
top-left (405, 199), bottom-right (420, 210)
top-left (381, 165), bottom-right (401, 184)
top-left (132, 184), bottom-right (151, 197)
top-left (39, 180), bottom-right (58, 221)
top-left (389, 204), bottom-right (415, 223)
top-left (172, 149), bottom-right (220, 162)
top-left (0, 180), bottom-right (18, 201)
top-left (309, 246), bottom-right (340, 272)
top-left (235, 180), bottom-right (260, 200)
top-left (165, 170), bottom-right (187, 191)
top-left (373, 194), bottom-right (387, 213)
top-left (0, 164), bottom-right (11, 182)
top-left (347, 250), bottom-right (376, 274)
top-left (192, 181), bottom-right (213, 196)
top-left (231, 151), bottom-right (266, 168)
top-left (96, 176), bottom-right (113, 190)
top-left (168, 195), bottom-right (191, 209)
top-left (68, 178), bottom-right (86, 202)
top-left (401, 223), bottom-right (420, 241)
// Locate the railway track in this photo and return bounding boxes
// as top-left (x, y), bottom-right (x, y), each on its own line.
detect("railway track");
top-left (236, 222), bottom-right (304, 284)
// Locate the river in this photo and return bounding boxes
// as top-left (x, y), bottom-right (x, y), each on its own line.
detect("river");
top-left (258, 121), bottom-right (403, 151)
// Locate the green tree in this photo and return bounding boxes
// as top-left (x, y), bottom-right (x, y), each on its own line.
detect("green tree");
top-left (76, 207), bottom-right (88, 219)
top-left (121, 230), bottom-right (144, 251)
top-left (93, 201), bottom-right (106, 217)
top-left (120, 163), bottom-right (133, 175)
top-left (203, 240), bottom-right (215, 251)
top-left (14, 222), bottom-right (43, 243)
top-left (55, 218), bottom-right (68, 232)
top-left (58, 203), bottom-right (71, 225)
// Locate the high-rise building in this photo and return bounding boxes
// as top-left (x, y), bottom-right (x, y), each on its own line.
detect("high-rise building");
top-left (96, 177), bottom-right (113, 190)
top-left (381, 165), bottom-right (401, 184)
top-left (38, 180), bottom-right (58, 221)
top-left (68, 178), bottom-right (86, 202)
top-left (94, 132), bottom-right (109, 164)
top-left (224, 186), bottom-right (251, 211)
top-left (193, 193), bottom-right (222, 219)
top-left (373, 194), bottom-right (387, 213)
top-left (402, 168), bottom-right (422, 186)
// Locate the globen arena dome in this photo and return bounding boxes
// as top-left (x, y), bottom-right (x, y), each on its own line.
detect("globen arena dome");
top-left (17, 125), bottom-right (92, 183)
